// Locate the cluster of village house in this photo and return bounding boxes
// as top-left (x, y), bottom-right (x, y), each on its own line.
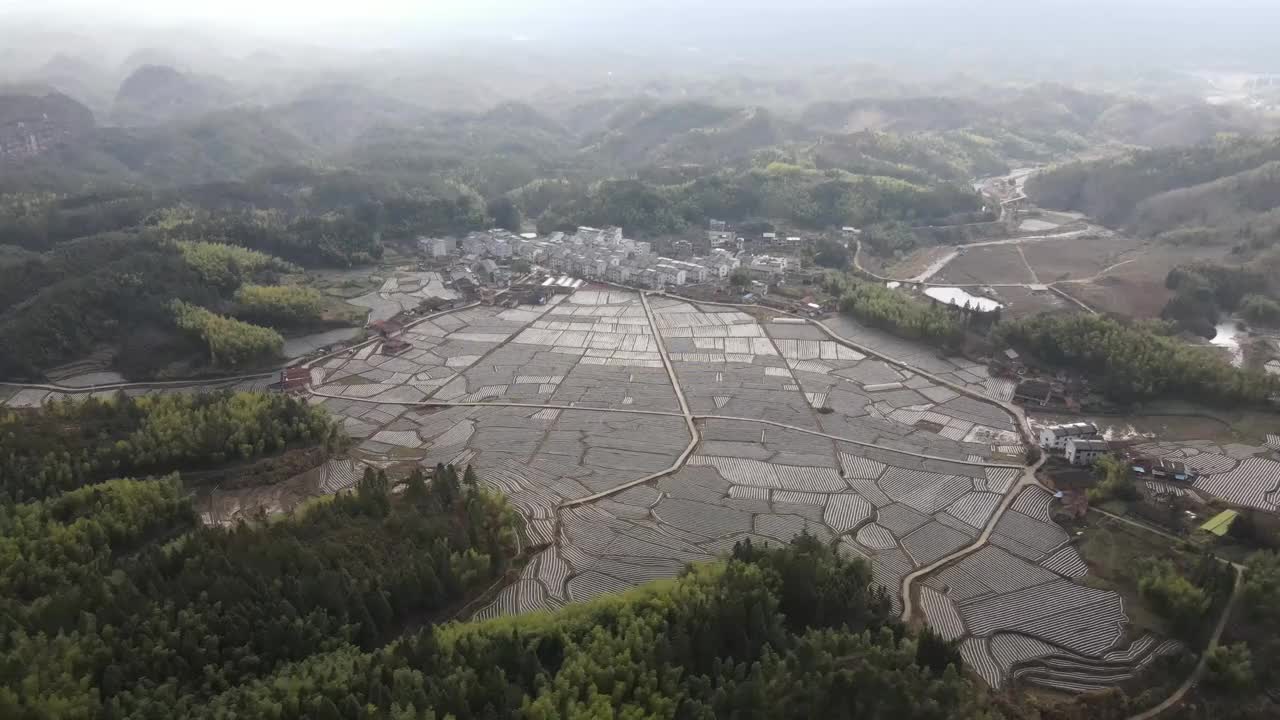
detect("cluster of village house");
top-left (1038, 422), bottom-right (1109, 466)
top-left (1037, 422), bottom-right (1198, 481)
top-left (420, 225), bottom-right (804, 290)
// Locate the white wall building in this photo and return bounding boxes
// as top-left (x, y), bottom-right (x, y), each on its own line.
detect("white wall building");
top-left (1038, 422), bottom-right (1099, 451)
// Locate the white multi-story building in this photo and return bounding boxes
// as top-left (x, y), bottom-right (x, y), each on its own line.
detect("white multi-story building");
top-left (1038, 422), bottom-right (1099, 451)
top-left (749, 255), bottom-right (789, 278)
top-left (420, 236), bottom-right (457, 258)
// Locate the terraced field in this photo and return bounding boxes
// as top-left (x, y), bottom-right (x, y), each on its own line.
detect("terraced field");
top-left (427, 294), bottom-right (1029, 617)
top-left (1132, 439), bottom-right (1280, 511)
top-left (925, 486), bottom-right (1183, 692)
top-left (823, 315), bottom-right (1020, 407)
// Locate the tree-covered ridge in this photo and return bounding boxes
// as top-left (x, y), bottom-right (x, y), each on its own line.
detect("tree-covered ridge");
top-left (0, 391), bottom-right (338, 503)
top-left (0, 213), bottom-right (368, 381)
top-left (152, 204), bottom-right (387, 267)
top-left (175, 536), bottom-right (1002, 720)
top-left (233, 283), bottom-right (325, 327)
top-left (176, 240), bottom-right (296, 288)
top-left (0, 236), bottom-right (217, 379)
top-left (1027, 135), bottom-right (1280, 249)
top-left (1, 464), bottom-right (520, 720)
top-left (170, 299), bottom-right (285, 369)
top-left (535, 164), bottom-right (984, 237)
top-left (996, 313), bottom-right (1280, 405)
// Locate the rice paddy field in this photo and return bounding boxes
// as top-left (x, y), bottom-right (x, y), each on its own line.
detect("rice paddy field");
top-left (290, 290), bottom-right (1036, 620)
top-left (4, 286), bottom-right (1214, 695)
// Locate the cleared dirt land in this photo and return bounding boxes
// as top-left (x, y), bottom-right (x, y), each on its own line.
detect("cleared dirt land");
top-left (936, 246), bottom-right (1035, 286)
top-left (885, 245), bottom-right (960, 281)
top-left (1022, 234), bottom-right (1145, 283)
top-left (1045, 240), bottom-right (1233, 318)
top-left (985, 286), bottom-right (1069, 319)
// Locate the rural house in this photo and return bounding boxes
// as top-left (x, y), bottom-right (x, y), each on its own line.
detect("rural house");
top-left (1038, 422), bottom-right (1099, 451)
top-left (1065, 437), bottom-right (1108, 466)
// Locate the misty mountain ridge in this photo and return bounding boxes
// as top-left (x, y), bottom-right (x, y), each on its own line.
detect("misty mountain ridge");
top-left (2, 72), bottom-right (1277, 197)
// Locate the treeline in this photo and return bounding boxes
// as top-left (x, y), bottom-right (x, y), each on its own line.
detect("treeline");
top-left (178, 240), bottom-right (296, 289)
top-left (997, 313), bottom-right (1280, 405)
top-left (1, 464), bottom-right (521, 720)
top-left (152, 205), bottom-right (390, 268)
top-left (233, 284), bottom-right (325, 327)
top-left (0, 391), bottom-right (338, 504)
top-left (534, 164), bottom-right (981, 237)
top-left (831, 275), bottom-right (998, 351)
top-left (171, 299), bottom-right (285, 369)
top-left (167, 536), bottom-right (1007, 720)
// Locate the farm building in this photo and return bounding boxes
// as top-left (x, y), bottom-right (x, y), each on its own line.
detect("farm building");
top-left (1014, 378), bottom-right (1054, 406)
top-left (540, 275), bottom-right (585, 294)
top-left (1065, 438), bottom-right (1108, 466)
top-left (1131, 457), bottom-right (1195, 482)
top-left (1038, 422), bottom-right (1099, 451)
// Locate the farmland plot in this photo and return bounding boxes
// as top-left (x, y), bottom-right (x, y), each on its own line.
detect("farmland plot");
top-left (821, 315), bottom-right (1023, 405)
top-left (921, 486), bottom-right (1177, 691)
top-left (1131, 440), bottom-right (1279, 511)
top-left (473, 415), bottom-right (1020, 618)
top-left (766, 318), bottom-right (1020, 461)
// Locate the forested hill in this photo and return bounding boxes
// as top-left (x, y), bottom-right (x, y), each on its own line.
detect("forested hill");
top-left (1026, 135), bottom-right (1280, 244)
top-left (143, 538), bottom-right (1002, 720)
top-left (0, 391), bottom-right (1058, 720)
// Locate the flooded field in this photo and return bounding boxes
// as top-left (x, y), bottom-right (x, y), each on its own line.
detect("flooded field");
top-left (924, 287), bottom-right (1003, 311)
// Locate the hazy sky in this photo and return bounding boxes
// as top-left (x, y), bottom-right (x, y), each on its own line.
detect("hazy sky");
top-left (3, 0), bottom-right (1279, 67)
top-left (8, 0), bottom-right (1280, 32)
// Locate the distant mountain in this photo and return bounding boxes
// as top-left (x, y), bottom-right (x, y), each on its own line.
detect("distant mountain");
top-left (800, 85), bottom-right (1279, 154)
top-left (800, 97), bottom-right (991, 134)
top-left (582, 102), bottom-right (802, 169)
top-left (111, 64), bottom-right (236, 126)
top-left (273, 83), bottom-right (428, 147)
top-left (0, 91), bottom-right (94, 163)
top-left (0, 106), bottom-right (313, 193)
top-left (28, 53), bottom-right (116, 115)
top-left (1093, 100), bottom-right (1273, 148)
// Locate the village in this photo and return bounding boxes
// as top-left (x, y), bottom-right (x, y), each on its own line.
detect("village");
top-left (420, 222), bottom-right (844, 307)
